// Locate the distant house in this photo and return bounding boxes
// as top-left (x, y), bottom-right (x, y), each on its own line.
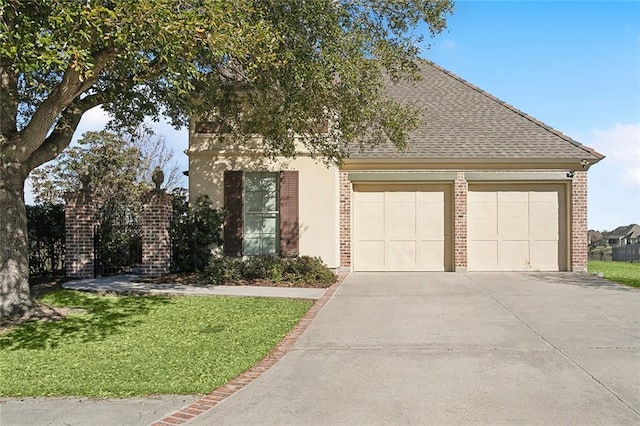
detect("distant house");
top-left (602, 224), bottom-right (640, 247)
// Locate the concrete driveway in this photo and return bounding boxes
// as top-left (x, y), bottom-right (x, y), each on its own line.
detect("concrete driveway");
top-left (191, 272), bottom-right (640, 425)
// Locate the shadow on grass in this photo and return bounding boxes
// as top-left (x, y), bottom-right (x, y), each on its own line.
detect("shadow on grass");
top-left (0, 290), bottom-right (172, 351)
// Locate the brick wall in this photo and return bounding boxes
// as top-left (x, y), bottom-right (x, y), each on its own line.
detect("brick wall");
top-left (571, 171), bottom-right (588, 272)
top-left (65, 192), bottom-right (97, 278)
top-left (141, 190), bottom-right (172, 276)
top-left (454, 172), bottom-right (468, 272)
top-left (339, 171), bottom-right (351, 267)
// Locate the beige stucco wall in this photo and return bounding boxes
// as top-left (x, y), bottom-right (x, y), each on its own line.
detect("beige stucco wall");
top-left (189, 150), bottom-right (340, 268)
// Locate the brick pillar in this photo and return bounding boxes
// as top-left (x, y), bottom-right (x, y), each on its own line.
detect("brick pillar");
top-left (339, 171), bottom-right (351, 268)
top-left (571, 171), bottom-right (588, 272)
top-left (454, 172), bottom-right (468, 272)
top-left (141, 190), bottom-right (172, 276)
top-left (65, 191), bottom-right (98, 278)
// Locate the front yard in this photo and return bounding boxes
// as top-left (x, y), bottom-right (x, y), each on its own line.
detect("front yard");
top-left (588, 261), bottom-right (640, 288)
top-left (0, 290), bottom-right (312, 397)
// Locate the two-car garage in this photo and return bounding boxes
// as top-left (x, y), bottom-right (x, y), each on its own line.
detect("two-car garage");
top-left (352, 180), bottom-right (568, 272)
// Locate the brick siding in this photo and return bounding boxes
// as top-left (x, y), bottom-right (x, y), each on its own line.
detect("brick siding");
top-left (571, 171), bottom-right (588, 271)
top-left (141, 191), bottom-right (172, 276)
top-left (454, 172), bottom-right (468, 272)
top-left (64, 192), bottom-right (98, 279)
top-left (339, 171), bottom-right (351, 267)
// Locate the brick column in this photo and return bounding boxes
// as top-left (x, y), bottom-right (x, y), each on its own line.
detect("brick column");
top-left (339, 171), bottom-right (351, 268)
top-left (571, 171), bottom-right (588, 272)
top-left (65, 191), bottom-right (98, 278)
top-left (141, 190), bottom-right (172, 276)
top-left (454, 172), bottom-right (468, 272)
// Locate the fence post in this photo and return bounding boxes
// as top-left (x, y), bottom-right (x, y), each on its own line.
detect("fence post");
top-left (141, 168), bottom-right (172, 276)
top-left (64, 177), bottom-right (97, 279)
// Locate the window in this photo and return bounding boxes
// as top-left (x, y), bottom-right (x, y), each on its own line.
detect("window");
top-left (223, 170), bottom-right (298, 257)
top-left (243, 172), bottom-right (279, 255)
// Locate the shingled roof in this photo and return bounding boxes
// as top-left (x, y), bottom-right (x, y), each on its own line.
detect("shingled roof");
top-left (346, 60), bottom-right (604, 162)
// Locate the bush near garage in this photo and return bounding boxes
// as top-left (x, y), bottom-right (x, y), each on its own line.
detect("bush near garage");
top-left (206, 255), bottom-right (336, 287)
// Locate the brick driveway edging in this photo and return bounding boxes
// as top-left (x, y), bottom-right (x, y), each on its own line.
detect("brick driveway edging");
top-left (149, 273), bottom-right (348, 426)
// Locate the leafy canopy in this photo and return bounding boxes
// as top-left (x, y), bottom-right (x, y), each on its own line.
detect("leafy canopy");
top-left (0, 0), bottom-right (453, 169)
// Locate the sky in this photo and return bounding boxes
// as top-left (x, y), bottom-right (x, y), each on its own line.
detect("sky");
top-left (26, 1), bottom-right (640, 232)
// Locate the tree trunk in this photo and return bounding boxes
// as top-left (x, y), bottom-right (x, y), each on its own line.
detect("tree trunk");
top-left (0, 160), bottom-right (34, 322)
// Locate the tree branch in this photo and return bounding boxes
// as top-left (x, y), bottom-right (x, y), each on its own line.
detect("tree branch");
top-left (15, 48), bottom-right (116, 162)
top-left (26, 95), bottom-right (104, 170)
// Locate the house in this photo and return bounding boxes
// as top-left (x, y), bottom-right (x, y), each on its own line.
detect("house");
top-left (602, 224), bottom-right (640, 247)
top-left (188, 60), bottom-right (604, 272)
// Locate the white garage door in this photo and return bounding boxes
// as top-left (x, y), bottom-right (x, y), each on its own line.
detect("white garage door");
top-left (468, 185), bottom-right (566, 271)
top-left (353, 184), bottom-right (451, 271)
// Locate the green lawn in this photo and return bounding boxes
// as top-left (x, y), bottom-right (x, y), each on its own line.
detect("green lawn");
top-left (588, 261), bottom-right (640, 288)
top-left (0, 290), bottom-right (312, 397)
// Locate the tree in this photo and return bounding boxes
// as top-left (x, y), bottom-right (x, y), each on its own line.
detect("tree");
top-left (29, 128), bottom-right (181, 205)
top-left (0, 0), bottom-right (453, 320)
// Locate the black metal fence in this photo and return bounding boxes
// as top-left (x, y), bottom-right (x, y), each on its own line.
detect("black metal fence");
top-left (93, 222), bottom-right (142, 277)
top-left (27, 203), bottom-right (65, 276)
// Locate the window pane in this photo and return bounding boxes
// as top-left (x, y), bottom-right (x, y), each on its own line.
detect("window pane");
top-left (245, 192), bottom-right (262, 212)
top-left (261, 175), bottom-right (277, 193)
top-left (245, 174), bottom-right (262, 192)
top-left (262, 216), bottom-right (277, 234)
top-left (263, 194), bottom-right (277, 212)
top-left (262, 238), bottom-right (277, 255)
top-left (245, 215), bottom-right (262, 235)
top-left (244, 237), bottom-right (261, 255)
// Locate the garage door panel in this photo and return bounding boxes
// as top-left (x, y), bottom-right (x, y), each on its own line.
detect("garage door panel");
top-left (355, 240), bottom-right (385, 270)
top-left (386, 196), bottom-right (416, 238)
top-left (501, 240), bottom-right (530, 270)
top-left (418, 240), bottom-right (445, 271)
top-left (500, 217), bottom-right (530, 239)
top-left (532, 240), bottom-right (559, 271)
top-left (468, 240), bottom-right (498, 271)
top-left (388, 241), bottom-right (416, 269)
top-left (353, 186), bottom-right (451, 271)
top-left (356, 198), bottom-right (384, 238)
top-left (531, 217), bottom-right (558, 239)
top-left (468, 186), bottom-right (565, 271)
top-left (468, 217), bottom-right (497, 239)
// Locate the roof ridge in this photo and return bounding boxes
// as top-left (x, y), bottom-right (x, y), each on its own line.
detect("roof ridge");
top-left (420, 60), bottom-right (605, 161)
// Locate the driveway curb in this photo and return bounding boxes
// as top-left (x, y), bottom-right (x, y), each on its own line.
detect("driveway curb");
top-left (149, 273), bottom-right (348, 426)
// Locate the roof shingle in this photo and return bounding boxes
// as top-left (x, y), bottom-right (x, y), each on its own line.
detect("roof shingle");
top-left (346, 60), bottom-right (604, 162)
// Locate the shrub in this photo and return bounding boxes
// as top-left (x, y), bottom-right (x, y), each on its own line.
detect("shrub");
top-left (206, 255), bottom-right (336, 286)
top-left (242, 255), bottom-right (284, 282)
top-left (284, 256), bottom-right (337, 284)
top-left (170, 189), bottom-right (223, 272)
top-left (206, 257), bottom-right (243, 285)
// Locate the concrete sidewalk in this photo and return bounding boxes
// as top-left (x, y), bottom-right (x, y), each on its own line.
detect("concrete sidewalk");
top-left (61, 274), bottom-right (326, 299)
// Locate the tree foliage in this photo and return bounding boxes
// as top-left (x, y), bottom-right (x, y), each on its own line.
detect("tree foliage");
top-left (0, 0), bottom-right (453, 319)
top-left (1, 0), bottom-right (453, 168)
top-left (29, 128), bottom-right (180, 205)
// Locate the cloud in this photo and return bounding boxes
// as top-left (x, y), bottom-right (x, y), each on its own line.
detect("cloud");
top-left (587, 123), bottom-right (640, 187)
top-left (72, 106), bottom-right (110, 140)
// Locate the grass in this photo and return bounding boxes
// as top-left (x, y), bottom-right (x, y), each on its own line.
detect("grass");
top-left (588, 260), bottom-right (640, 288)
top-left (0, 290), bottom-right (313, 397)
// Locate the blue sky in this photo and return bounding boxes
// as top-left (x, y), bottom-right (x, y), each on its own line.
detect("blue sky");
top-left (27, 1), bottom-right (639, 231)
